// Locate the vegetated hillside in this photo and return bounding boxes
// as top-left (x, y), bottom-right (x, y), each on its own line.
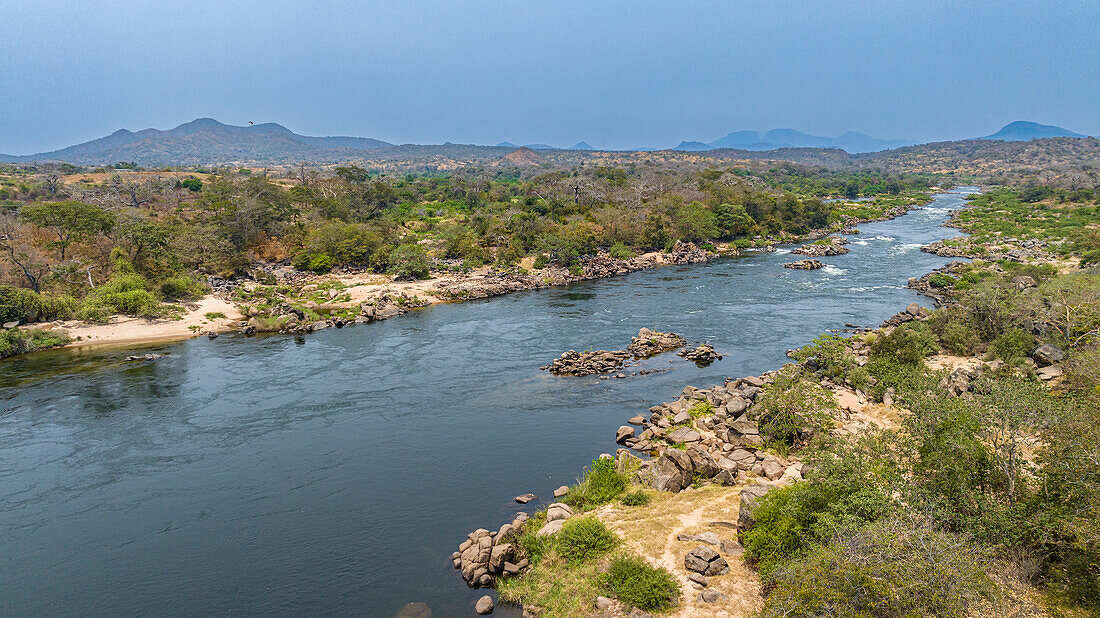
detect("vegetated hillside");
top-left (853, 136), bottom-right (1100, 175)
top-left (492, 147), bottom-right (544, 167)
top-left (982, 120), bottom-right (1087, 141)
top-left (0, 118), bottom-right (395, 166)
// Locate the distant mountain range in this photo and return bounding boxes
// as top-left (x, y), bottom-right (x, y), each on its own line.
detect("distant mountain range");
top-left (0, 118), bottom-right (395, 166)
top-left (980, 120), bottom-right (1086, 141)
top-left (0, 118), bottom-right (1092, 166)
top-left (673, 129), bottom-right (916, 154)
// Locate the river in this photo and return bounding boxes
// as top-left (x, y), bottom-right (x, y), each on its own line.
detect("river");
top-left (0, 190), bottom-right (972, 616)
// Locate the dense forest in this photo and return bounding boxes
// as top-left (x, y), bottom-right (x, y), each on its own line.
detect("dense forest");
top-left (0, 162), bottom-right (934, 329)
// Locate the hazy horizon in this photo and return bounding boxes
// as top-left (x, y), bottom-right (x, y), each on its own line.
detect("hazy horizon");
top-left (2, 0), bottom-right (1097, 154)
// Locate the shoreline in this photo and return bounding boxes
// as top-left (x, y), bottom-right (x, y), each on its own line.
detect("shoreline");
top-left (20, 199), bottom-right (925, 355)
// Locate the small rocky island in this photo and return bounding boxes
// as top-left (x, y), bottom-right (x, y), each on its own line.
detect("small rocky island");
top-left (540, 328), bottom-right (686, 375)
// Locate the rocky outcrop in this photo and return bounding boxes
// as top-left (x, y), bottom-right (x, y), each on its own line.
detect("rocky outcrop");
top-left (454, 513), bottom-right (531, 589)
top-left (626, 328), bottom-right (686, 358)
top-left (1032, 343), bottom-right (1064, 366)
top-left (684, 545), bottom-right (729, 576)
top-left (679, 344), bottom-right (722, 365)
top-left (541, 349), bottom-right (632, 375)
top-left (791, 236), bottom-right (850, 257)
top-left (542, 328), bottom-right (685, 375)
top-left (881, 302), bottom-right (930, 327)
top-left (783, 259), bottom-right (824, 270)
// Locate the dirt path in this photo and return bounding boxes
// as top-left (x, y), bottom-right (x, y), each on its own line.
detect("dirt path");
top-left (601, 485), bottom-right (763, 617)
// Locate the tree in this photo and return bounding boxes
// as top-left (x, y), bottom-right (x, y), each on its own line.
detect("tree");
top-left (0, 213), bottom-right (49, 292)
top-left (20, 200), bottom-right (115, 260)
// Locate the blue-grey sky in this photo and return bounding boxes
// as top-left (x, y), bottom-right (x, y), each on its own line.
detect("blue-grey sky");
top-left (1, 0), bottom-right (1097, 154)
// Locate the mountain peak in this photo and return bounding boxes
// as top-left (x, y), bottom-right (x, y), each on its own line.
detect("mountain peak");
top-left (983, 121), bottom-right (1086, 141)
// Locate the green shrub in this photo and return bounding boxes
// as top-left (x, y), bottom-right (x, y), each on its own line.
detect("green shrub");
top-left (556, 517), bottom-right (618, 565)
top-left (159, 275), bottom-right (207, 301)
top-left (388, 244), bottom-right (432, 280)
top-left (620, 490), bottom-right (650, 506)
top-left (0, 328), bottom-right (70, 358)
top-left (688, 400), bottom-right (713, 418)
top-left (307, 253), bottom-right (335, 274)
top-left (754, 366), bottom-right (837, 450)
top-left (0, 284), bottom-right (42, 323)
top-left (791, 333), bottom-right (859, 386)
top-left (987, 328), bottom-right (1035, 363)
top-left (1082, 249), bottom-right (1100, 267)
top-left (761, 515), bottom-right (992, 618)
top-left (871, 320), bottom-right (939, 365)
top-left (608, 242), bottom-right (636, 260)
top-left (204, 312), bottom-right (227, 320)
top-left (562, 457), bottom-right (628, 509)
top-left (78, 273), bottom-right (164, 321)
top-left (605, 556), bottom-right (680, 611)
top-left (941, 322), bottom-right (981, 355)
top-left (929, 273), bottom-right (957, 288)
top-left (533, 253), bottom-right (549, 269)
top-left (516, 514), bottom-right (552, 566)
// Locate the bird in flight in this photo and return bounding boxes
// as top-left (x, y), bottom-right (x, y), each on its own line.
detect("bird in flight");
top-left (248, 121), bottom-right (254, 125)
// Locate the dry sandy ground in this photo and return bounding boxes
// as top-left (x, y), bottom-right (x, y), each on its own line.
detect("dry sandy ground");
top-left (36, 295), bottom-right (242, 349)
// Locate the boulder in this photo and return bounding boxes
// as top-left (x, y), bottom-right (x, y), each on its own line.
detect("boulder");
top-left (514, 493), bottom-right (536, 504)
top-left (627, 328), bottom-right (687, 358)
top-left (1011, 275), bottom-right (1038, 290)
top-left (667, 427), bottom-right (702, 444)
top-left (688, 573), bottom-right (708, 588)
top-left (724, 397), bottom-right (749, 415)
top-left (686, 446), bottom-right (720, 478)
top-left (671, 410), bottom-right (692, 425)
top-left (1032, 343), bottom-right (1064, 367)
top-left (654, 449), bottom-right (694, 492)
top-left (684, 545), bottom-right (729, 576)
top-left (615, 425), bottom-right (635, 444)
top-left (679, 344), bottom-right (723, 365)
top-left (698, 589), bottom-right (728, 604)
top-left (545, 502), bottom-right (574, 522)
top-left (475, 595), bottom-right (494, 615)
top-left (553, 485), bottom-right (570, 498)
top-left (536, 519), bottom-right (565, 537)
top-left (783, 259), bottom-right (823, 270)
top-left (738, 483), bottom-right (774, 529)
top-left (1037, 366), bottom-right (1064, 380)
top-left (627, 414), bottom-right (647, 425)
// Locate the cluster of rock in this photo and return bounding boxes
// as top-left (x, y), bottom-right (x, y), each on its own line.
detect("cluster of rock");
top-left (784, 259), bottom-right (824, 270)
top-left (791, 235), bottom-right (850, 257)
top-left (626, 328), bottom-right (686, 357)
top-left (678, 344), bottom-right (722, 365)
top-left (452, 512), bottom-right (531, 589)
top-left (921, 238), bottom-right (1054, 263)
top-left (124, 353), bottom-right (163, 362)
top-left (615, 377), bottom-right (802, 492)
top-left (880, 302), bottom-right (931, 328)
top-left (541, 328), bottom-right (686, 375)
top-left (436, 243), bottom-right (718, 302)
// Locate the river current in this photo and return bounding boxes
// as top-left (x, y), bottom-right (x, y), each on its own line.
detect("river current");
top-left (0, 191), bottom-right (972, 616)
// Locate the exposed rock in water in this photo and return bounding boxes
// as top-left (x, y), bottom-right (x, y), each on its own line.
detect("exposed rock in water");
top-left (784, 259), bottom-right (824, 270)
top-left (541, 349), bottom-right (631, 375)
top-left (125, 353), bottom-right (163, 361)
top-left (791, 235), bottom-right (850, 257)
top-left (679, 343), bottom-right (722, 365)
top-left (542, 328), bottom-right (685, 375)
top-left (474, 595), bottom-right (494, 615)
top-left (455, 513), bottom-right (530, 589)
top-left (626, 328), bottom-right (686, 358)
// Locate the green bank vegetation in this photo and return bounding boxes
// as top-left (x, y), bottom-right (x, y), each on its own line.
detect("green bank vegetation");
top-left (744, 266), bottom-right (1100, 616)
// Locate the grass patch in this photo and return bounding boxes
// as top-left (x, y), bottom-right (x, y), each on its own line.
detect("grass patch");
top-left (204, 311), bottom-right (227, 320)
top-left (561, 457), bottom-right (628, 510)
top-left (620, 490), bottom-right (651, 506)
top-left (556, 517), bottom-right (618, 565)
top-left (0, 328), bottom-right (70, 358)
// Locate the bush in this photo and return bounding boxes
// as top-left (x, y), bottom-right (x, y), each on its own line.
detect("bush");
top-left (562, 457), bottom-right (628, 509)
top-left (942, 322), bottom-right (981, 355)
top-left (556, 517), bottom-right (618, 565)
top-left (388, 244), bottom-right (432, 280)
top-left (871, 320), bottom-right (939, 365)
top-left (608, 242), bottom-right (636, 260)
top-left (620, 490), bottom-right (650, 506)
top-left (78, 273), bottom-right (164, 321)
top-left (0, 284), bottom-right (42, 323)
top-left (761, 515), bottom-right (992, 617)
top-left (308, 253), bottom-right (335, 274)
top-left (987, 328), bottom-right (1034, 363)
top-left (754, 366), bottom-right (837, 450)
top-left (0, 328), bottom-right (70, 358)
top-left (515, 514), bottom-right (553, 566)
top-left (929, 273), bottom-right (957, 288)
top-left (533, 254), bottom-right (549, 269)
top-left (605, 556), bottom-right (680, 611)
top-left (159, 275), bottom-right (207, 301)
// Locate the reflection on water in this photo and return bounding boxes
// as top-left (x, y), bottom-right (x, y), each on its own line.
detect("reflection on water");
top-left (0, 192), bottom-right (973, 616)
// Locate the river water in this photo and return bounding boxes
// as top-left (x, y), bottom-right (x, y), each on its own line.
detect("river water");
top-left (0, 191), bottom-right (972, 616)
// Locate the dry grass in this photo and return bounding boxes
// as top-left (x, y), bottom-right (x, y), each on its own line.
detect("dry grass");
top-left (600, 485), bottom-right (764, 618)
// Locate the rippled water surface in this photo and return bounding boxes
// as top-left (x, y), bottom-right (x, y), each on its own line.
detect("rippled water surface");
top-left (1, 191), bottom-right (972, 616)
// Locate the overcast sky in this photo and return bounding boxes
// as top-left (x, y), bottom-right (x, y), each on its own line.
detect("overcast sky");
top-left (1, 0), bottom-right (1097, 154)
